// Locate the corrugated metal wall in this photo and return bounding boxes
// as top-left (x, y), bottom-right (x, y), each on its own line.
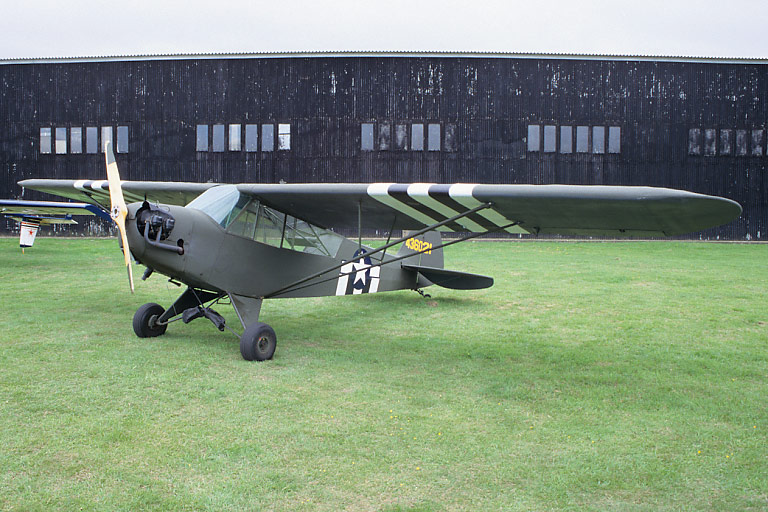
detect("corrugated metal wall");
top-left (1, 55), bottom-right (765, 239)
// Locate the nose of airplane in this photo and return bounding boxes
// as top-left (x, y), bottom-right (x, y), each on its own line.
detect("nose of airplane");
top-left (125, 202), bottom-right (227, 292)
top-left (126, 202), bottom-right (187, 263)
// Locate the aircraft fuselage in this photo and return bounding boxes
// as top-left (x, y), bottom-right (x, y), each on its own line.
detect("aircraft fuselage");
top-left (126, 202), bottom-right (422, 299)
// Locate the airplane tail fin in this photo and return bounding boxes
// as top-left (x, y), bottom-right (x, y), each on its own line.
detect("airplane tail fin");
top-left (19, 219), bottom-right (41, 250)
top-left (396, 230), bottom-right (444, 269)
top-left (397, 230), bottom-right (494, 290)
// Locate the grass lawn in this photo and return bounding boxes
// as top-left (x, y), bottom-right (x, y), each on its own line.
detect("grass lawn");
top-left (0, 238), bottom-right (766, 511)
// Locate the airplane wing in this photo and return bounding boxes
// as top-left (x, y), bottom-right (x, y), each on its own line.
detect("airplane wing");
top-left (236, 183), bottom-right (742, 237)
top-left (19, 179), bottom-right (215, 210)
top-left (0, 199), bottom-right (112, 249)
top-left (18, 180), bottom-right (742, 237)
top-left (0, 199), bottom-right (108, 223)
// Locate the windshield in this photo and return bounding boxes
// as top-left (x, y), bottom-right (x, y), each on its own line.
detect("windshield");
top-left (186, 185), bottom-right (248, 227)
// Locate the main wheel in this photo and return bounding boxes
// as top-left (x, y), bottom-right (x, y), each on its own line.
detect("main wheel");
top-left (133, 302), bottom-right (168, 338)
top-left (240, 322), bottom-right (277, 361)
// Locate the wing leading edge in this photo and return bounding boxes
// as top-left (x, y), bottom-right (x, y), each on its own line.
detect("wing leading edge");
top-left (18, 179), bottom-right (215, 210)
top-left (236, 183), bottom-right (742, 237)
top-left (18, 180), bottom-right (742, 237)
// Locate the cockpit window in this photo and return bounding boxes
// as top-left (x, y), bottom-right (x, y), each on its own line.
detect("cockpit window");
top-left (186, 185), bottom-right (248, 227)
top-left (188, 185), bottom-right (344, 257)
top-left (282, 216), bottom-right (344, 257)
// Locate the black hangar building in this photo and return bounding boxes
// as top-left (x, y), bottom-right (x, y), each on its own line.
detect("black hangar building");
top-left (0, 52), bottom-right (765, 240)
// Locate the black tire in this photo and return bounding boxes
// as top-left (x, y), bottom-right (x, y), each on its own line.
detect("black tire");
top-left (240, 322), bottom-right (277, 361)
top-left (133, 302), bottom-right (168, 338)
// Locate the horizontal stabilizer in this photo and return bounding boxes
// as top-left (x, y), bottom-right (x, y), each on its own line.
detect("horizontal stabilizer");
top-left (403, 264), bottom-right (494, 290)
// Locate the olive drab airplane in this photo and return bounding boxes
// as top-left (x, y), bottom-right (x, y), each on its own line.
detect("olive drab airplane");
top-left (0, 143), bottom-right (742, 361)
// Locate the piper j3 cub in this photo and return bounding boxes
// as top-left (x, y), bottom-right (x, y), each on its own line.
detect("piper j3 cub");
top-left (0, 143), bottom-right (742, 361)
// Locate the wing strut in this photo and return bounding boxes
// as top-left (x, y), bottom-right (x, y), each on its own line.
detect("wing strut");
top-left (269, 220), bottom-right (520, 298)
top-left (263, 202), bottom-right (503, 299)
top-left (357, 199), bottom-right (363, 254)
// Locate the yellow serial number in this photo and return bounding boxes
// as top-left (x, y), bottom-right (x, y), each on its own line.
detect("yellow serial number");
top-left (405, 238), bottom-right (432, 255)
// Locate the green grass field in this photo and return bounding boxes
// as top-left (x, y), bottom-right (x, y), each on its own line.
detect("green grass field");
top-left (0, 238), bottom-right (766, 511)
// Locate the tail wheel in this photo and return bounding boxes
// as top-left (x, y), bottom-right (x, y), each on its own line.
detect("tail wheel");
top-left (133, 302), bottom-right (168, 338)
top-left (240, 322), bottom-right (277, 361)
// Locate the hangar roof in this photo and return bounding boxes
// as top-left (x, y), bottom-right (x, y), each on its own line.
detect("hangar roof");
top-left (1, 51), bottom-right (767, 66)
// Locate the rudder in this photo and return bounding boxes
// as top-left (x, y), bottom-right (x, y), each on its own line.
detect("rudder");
top-left (396, 230), bottom-right (443, 269)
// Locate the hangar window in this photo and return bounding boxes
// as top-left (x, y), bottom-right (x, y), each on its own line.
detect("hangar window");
top-left (543, 125), bottom-right (556, 153)
top-left (608, 127), bottom-right (621, 154)
top-left (688, 129), bottom-right (702, 155)
top-left (229, 124), bottom-right (241, 151)
top-left (361, 123), bottom-right (374, 151)
top-left (196, 125), bottom-right (208, 151)
top-left (688, 127), bottom-right (768, 157)
top-left (736, 130), bottom-right (747, 156)
top-left (262, 124), bottom-right (275, 152)
top-left (117, 126), bottom-right (129, 154)
top-left (378, 123), bottom-right (391, 150)
top-left (40, 127), bottom-right (52, 154)
top-left (411, 124), bottom-right (424, 151)
top-left (55, 127), bottom-right (67, 154)
top-left (530, 124), bottom-right (618, 155)
top-left (444, 124), bottom-right (457, 152)
top-left (278, 124), bottom-right (291, 150)
top-left (428, 123), bottom-right (441, 151)
top-left (752, 129), bottom-right (764, 156)
top-left (560, 126), bottom-right (572, 153)
top-left (703, 129), bottom-right (716, 156)
top-left (71, 127), bottom-right (83, 154)
top-left (720, 129), bottom-right (732, 155)
top-left (592, 126), bottom-right (605, 154)
top-left (576, 126), bottom-right (589, 153)
top-left (395, 124), bottom-right (408, 150)
top-left (212, 124), bottom-right (225, 152)
top-left (101, 126), bottom-right (113, 153)
top-left (527, 125), bottom-right (540, 152)
top-left (86, 127), bottom-right (98, 154)
top-left (245, 124), bottom-right (258, 152)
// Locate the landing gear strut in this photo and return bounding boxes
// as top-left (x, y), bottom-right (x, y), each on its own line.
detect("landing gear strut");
top-left (131, 287), bottom-right (276, 362)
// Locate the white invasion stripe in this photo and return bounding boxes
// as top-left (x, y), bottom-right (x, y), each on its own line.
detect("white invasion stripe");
top-left (87, 180), bottom-right (112, 208)
top-left (336, 262), bottom-right (352, 296)
top-left (367, 183), bottom-right (452, 232)
top-left (407, 183), bottom-right (486, 232)
top-left (77, 179), bottom-right (142, 207)
top-left (449, 184), bottom-right (527, 234)
top-left (368, 265), bottom-right (380, 293)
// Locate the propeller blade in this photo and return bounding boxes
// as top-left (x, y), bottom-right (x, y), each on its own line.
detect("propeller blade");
top-left (105, 141), bottom-right (134, 293)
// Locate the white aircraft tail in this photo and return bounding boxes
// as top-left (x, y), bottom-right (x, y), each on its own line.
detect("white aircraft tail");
top-left (19, 219), bottom-right (40, 250)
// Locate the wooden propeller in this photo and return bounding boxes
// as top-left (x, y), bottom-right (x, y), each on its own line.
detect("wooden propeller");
top-left (104, 141), bottom-right (134, 293)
